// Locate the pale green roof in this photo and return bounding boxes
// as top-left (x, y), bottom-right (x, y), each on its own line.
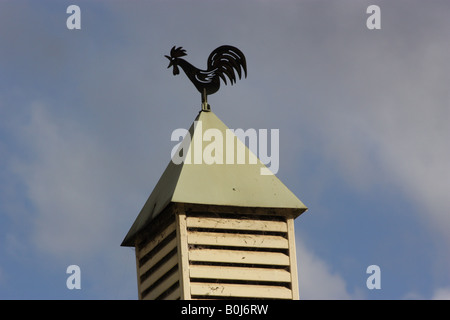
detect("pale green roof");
top-left (121, 110), bottom-right (307, 246)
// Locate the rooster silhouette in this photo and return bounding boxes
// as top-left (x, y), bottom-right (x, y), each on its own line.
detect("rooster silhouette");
top-left (165, 45), bottom-right (247, 111)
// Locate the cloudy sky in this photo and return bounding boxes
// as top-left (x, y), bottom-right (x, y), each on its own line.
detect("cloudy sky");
top-left (1, 0), bottom-right (449, 299)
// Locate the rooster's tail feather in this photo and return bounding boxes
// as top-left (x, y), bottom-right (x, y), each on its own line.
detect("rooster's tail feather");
top-left (207, 45), bottom-right (247, 86)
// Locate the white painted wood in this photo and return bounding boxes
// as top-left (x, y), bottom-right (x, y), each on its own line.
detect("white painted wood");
top-left (162, 286), bottom-right (180, 300)
top-left (137, 222), bottom-right (176, 260)
top-left (176, 212), bottom-right (191, 300)
top-left (187, 231), bottom-right (289, 249)
top-left (190, 265), bottom-right (291, 282)
top-left (186, 216), bottom-right (287, 232)
top-left (135, 249), bottom-right (142, 300)
top-left (140, 254), bottom-right (178, 291)
top-left (143, 271), bottom-right (179, 300)
top-left (287, 217), bottom-right (299, 300)
top-left (189, 248), bottom-right (290, 266)
top-left (190, 282), bottom-right (292, 299)
top-left (139, 237), bottom-right (177, 277)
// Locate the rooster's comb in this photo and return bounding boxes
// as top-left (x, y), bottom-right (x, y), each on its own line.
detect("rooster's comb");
top-left (169, 46), bottom-right (187, 58)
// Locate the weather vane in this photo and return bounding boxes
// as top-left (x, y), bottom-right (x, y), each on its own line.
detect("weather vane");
top-left (165, 45), bottom-right (247, 111)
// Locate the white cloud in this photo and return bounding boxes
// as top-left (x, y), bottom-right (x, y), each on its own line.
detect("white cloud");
top-left (432, 287), bottom-right (450, 300)
top-left (402, 291), bottom-right (425, 300)
top-left (13, 102), bottom-right (117, 259)
top-left (296, 238), bottom-right (357, 300)
top-left (300, 7), bottom-right (450, 243)
top-left (7, 101), bottom-right (139, 298)
top-left (404, 287), bottom-right (450, 300)
top-left (366, 36), bottom-right (450, 237)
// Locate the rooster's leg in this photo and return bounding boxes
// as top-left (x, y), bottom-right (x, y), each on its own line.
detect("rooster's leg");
top-left (201, 88), bottom-right (210, 111)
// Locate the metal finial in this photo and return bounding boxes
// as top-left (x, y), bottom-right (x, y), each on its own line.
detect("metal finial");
top-left (165, 45), bottom-right (247, 111)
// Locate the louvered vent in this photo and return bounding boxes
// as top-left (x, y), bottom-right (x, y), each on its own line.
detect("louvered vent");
top-left (135, 217), bottom-right (181, 300)
top-left (185, 212), bottom-right (296, 299)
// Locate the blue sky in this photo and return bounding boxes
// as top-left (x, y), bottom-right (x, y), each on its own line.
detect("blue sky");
top-left (1, 0), bottom-right (449, 299)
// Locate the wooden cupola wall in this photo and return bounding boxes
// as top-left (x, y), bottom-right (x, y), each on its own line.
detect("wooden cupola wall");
top-left (121, 111), bottom-right (307, 300)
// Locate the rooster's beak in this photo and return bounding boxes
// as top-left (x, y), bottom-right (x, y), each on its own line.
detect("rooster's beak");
top-left (165, 55), bottom-right (172, 68)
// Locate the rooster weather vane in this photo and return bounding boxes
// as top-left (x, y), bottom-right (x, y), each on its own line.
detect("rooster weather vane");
top-left (165, 45), bottom-right (247, 111)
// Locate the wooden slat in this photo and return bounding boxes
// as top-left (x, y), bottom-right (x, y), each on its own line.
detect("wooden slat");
top-left (135, 250), bottom-right (142, 300)
top-left (187, 231), bottom-right (289, 249)
top-left (190, 283), bottom-right (292, 299)
top-left (190, 265), bottom-right (291, 282)
top-left (186, 217), bottom-right (287, 232)
top-left (189, 248), bottom-right (290, 266)
top-left (140, 254), bottom-right (178, 290)
top-left (162, 286), bottom-right (180, 300)
top-left (139, 238), bottom-right (177, 277)
top-left (143, 271), bottom-right (179, 300)
top-left (137, 222), bottom-right (176, 260)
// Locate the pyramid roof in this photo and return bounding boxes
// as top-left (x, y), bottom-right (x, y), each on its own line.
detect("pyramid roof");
top-left (121, 111), bottom-right (307, 246)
